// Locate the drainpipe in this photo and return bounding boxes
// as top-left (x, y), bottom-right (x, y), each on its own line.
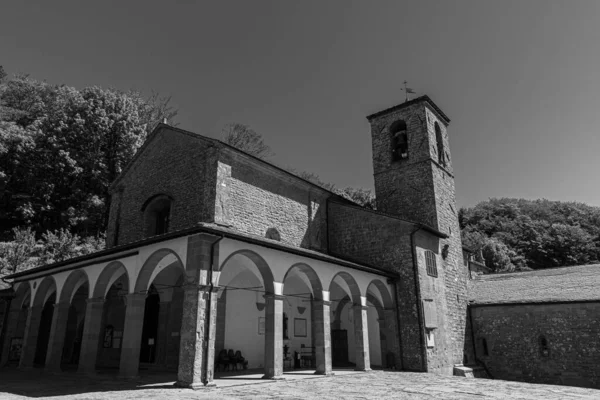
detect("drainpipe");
top-left (389, 278), bottom-right (404, 370)
top-left (410, 227), bottom-right (427, 372)
top-left (201, 234), bottom-right (224, 386)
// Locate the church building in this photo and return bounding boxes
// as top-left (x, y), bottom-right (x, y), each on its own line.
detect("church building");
top-left (0, 96), bottom-right (468, 388)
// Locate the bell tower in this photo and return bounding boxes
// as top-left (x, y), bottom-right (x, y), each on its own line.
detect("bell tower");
top-left (367, 95), bottom-right (454, 231)
top-left (367, 95), bottom-right (467, 371)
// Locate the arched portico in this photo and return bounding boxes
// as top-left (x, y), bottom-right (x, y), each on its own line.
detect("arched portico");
top-left (19, 276), bottom-right (57, 369)
top-left (282, 263), bottom-right (333, 375)
top-left (215, 250), bottom-right (275, 378)
top-left (329, 272), bottom-right (370, 371)
top-left (0, 282), bottom-right (31, 367)
top-left (366, 279), bottom-right (399, 369)
top-left (44, 270), bottom-right (90, 372)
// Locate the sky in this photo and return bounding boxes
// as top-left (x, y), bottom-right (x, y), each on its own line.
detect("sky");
top-left (2, 0), bottom-right (600, 208)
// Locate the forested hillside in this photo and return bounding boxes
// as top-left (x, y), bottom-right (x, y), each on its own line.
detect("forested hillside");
top-left (460, 198), bottom-right (600, 272)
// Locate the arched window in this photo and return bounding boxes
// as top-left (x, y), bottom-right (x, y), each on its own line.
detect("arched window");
top-left (435, 122), bottom-right (446, 166)
top-left (390, 120), bottom-right (408, 161)
top-left (425, 250), bottom-right (438, 277)
top-left (539, 335), bottom-right (550, 357)
top-left (142, 194), bottom-right (172, 237)
top-left (265, 227), bottom-right (281, 241)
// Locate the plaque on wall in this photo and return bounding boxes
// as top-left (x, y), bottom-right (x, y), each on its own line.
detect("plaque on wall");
top-left (294, 318), bottom-right (307, 337)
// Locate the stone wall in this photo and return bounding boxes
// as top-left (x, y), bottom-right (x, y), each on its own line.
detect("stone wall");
top-left (214, 148), bottom-right (330, 252)
top-left (327, 201), bottom-right (423, 371)
top-left (470, 302), bottom-right (600, 389)
top-left (367, 98), bottom-right (467, 374)
top-left (106, 127), bottom-right (218, 247)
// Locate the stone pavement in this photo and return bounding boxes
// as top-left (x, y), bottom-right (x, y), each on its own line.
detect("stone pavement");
top-left (0, 368), bottom-right (598, 399)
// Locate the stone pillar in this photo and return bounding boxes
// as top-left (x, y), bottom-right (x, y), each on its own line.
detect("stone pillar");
top-left (263, 293), bottom-right (284, 379)
top-left (352, 304), bottom-right (371, 371)
top-left (312, 298), bottom-right (333, 376)
top-left (119, 293), bottom-right (146, 378)
top-left (176, 285), bottom-right (216, 389)
top-left (0, 307), bottom-right (22, 367)
top-left (78, 298), bottom-right (105, 375)
top-left (156, 301), bottom-right (171, 367)
top-left (45, 302), bottom-right (71, 372)
top-left (383, 308), bottom-right (400, 369)
top-left (19, 305), bottom-right (43, 369)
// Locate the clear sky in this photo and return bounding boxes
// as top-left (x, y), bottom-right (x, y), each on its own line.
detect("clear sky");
top-left (2, 0), bottom-right (600, 208)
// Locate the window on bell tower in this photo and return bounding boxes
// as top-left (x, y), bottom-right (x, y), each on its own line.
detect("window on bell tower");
top-left (390, 120), bottom-right (408, 161)
top-left (435, 122), bottom-right (446, 166)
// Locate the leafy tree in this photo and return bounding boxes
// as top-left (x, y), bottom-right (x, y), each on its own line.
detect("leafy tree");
top-left (0, 226), bottom-right (104, 277)
top-left (221, 123), bottom-right (274, 160)
top-left (0, 73), bottom-right (177, 238)
top-left (460, 198), bottom-right (600, 271)
top-left (481, 237), bottom-right (516, 272)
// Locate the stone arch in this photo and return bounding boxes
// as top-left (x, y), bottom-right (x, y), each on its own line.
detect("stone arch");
top-left (32, 276), bottom-right (57, 307)
top-left (134, 248), bottom-right (186, 294)
top-left (366, 279), bottom-right (394, 309)
top-left (13, 281), bottom-right (32, 309)
top-left (332, 295), bottom-right (351, 329)
top-left (282, 263), bottom-right (323, 298)
top-left (93, 261), bottom-right (129, 299)
top-left (141, 194), bottom-right (173, 237)
top-left (59, 270), bottom-right (90, 304)
top-left (328, 271), bottom-right (361, 304)
top-left (366, 293), bottom-right (384, 320)
top-left (219, 249), bottom-right (275, 294)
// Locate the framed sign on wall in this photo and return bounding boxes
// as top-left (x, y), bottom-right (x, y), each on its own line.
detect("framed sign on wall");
top-left (294, 318), bottom-right (307, 337)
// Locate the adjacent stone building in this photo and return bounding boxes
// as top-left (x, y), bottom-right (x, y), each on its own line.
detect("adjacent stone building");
top-left (0, 96), bottom-right (468, 388)
top-left (467, 264), bottom-right (600, 389)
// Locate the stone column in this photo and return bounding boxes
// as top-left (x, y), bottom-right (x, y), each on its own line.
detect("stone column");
top-left (156, 301), bottom-right (171, 367)
top-left (383, 308), bottom-right (400, 369)
top-left (0, 307), bottom-right (22, 367)
top-left (176, 285), bottom-right (216, 389)
top-left (45, 302), bottom-right (71, 372)
top-left (263, 293), bottom-right (284, 379)
top-left (312, 298), bottom-right (333, 376)
top-left (78, 298), bottom-right (105, 375)
top-left (119, 293), bottom-right (146, 378)
top-left (352, 304), bottom-right (371, 371)
top-left (19, 305), bottom-right (43, 370)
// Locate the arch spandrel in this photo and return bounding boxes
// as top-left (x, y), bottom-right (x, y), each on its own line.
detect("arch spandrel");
top-left (93, 261), bottom-right (130, 298)
top-left (282, 262), bottom-right (323, 299)
top-left (32, 276), bottom-right (57, 307)
top-left (218, 249), bottom-right (275, 294)
top-left (59, 269), bottom-right (90, 304)
top-left (134, 248), bottom-right (185, 294)
top-left (328, 271), bottom-right (362, 304)
top-left (367, 279), bottom-right (394, 309)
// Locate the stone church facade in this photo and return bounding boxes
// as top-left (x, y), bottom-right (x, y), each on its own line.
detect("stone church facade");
top-left (0, 96), bottom-right (469, 388)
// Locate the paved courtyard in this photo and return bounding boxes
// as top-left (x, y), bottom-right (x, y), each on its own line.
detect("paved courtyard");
top-left (0, 368), bottom-right (598, 399)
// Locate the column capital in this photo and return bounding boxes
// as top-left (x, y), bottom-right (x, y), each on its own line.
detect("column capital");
top-left (125, 292), bottom-right (147, 300)
top-left (86, 297), bottom-right (105, 305)
top-left (53, 301), bottom-right (71, 310)
top-left (313, 299), bottom-right (332, 307)
top-left (352, 304), bottom-right (369, 311)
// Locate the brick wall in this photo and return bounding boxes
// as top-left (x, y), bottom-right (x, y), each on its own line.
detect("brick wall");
top-left (215, 148), bottom-right (330, 252)
top-left (106, 127), bottom-right (218, 247)
top-left (327, 201), bottom-right (425, 371)
top-left (470, 302), bottom-right (600, 389)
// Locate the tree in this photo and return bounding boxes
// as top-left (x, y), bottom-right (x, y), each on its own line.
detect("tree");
top-left (0, 74), bottom-right (178, 238)
top-left (460, 198), bottom-right (600, 271)
top-left (221, 123), bottom-right (274, 160)
top-left (481, 237), bottom-right (516, 272)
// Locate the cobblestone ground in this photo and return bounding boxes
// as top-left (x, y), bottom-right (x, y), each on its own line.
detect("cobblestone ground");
top-left (0, 368), bottom-right (598, 399)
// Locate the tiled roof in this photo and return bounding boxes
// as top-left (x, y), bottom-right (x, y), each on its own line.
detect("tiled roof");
top-left (469, 264), bottom-right (600, 305)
